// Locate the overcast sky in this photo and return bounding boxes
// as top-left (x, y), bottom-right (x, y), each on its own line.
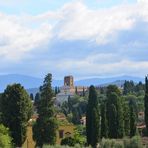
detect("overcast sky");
top-left (0, 0), bottom-right (147, 79)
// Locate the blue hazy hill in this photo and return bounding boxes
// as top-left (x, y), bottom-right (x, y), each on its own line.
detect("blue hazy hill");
top-left (0, 74), bottom-right (144, 93)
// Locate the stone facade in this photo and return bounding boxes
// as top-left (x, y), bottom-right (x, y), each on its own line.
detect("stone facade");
top-left (56, 76), bottom-right (75, 104)
top-left (64, 75), bottom-right (74, 88)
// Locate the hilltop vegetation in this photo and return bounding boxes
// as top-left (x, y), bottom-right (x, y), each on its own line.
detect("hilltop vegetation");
top-left (0, 73), bottom-right (148, 147)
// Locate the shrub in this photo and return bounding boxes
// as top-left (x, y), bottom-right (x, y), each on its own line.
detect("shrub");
top-left (61, 137), bottom-right (77, 146)
top-left (130, 136), bottom-right (143, 148)
top-left (0, 124), bottom-right (12, 148)
top-left (123, 139), bottom-right (131, 148)
top-left (101, 139), bottom-right (120, 148)
top-left (43, 144), bottom-right (91, 148)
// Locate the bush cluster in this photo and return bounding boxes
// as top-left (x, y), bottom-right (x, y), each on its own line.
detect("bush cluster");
top-left (101, 136), bottom-right (143, 148)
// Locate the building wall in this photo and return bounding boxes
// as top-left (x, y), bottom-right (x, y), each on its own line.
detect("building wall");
top-left (22, 125), bottom-right (35, 148)
top-left (56, 125), bottom-right (75, 144)
top-left (64, 76), bottom-right (74, 88)
top-left (23, 125), bottom-right (75, 147)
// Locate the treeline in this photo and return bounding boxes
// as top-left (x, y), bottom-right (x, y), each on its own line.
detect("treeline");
top-left (86, 85), bottom-right (138, 147)
top-left (0, 73), bottom-right (58, 147)
top-left (123, 80), bottom-right (145, 95)
top-left (0, 73), bottom-right (148, 148)
top-left (60, 79), bottom-right (147, 147)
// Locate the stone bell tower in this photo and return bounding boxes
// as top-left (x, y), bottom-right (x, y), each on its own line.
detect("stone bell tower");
top-left (64, 75), bottom-right (74, 88)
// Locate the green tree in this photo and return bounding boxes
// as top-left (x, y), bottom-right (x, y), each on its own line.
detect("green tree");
top-left (34, 92), bottom-right (40, 106)
top-left (123, 81), bottom-right (135, 95)
top-left (91, 108), bottom-right (100, 147)
top-left (0, 124), bottom-right (12, 148)
top-left (106, 85), bottom-right (121, 97)
top-left (0, 84), bottom-right (32, 147)
top-left (72, 107), bottom-right (81, 124)
top-left (123, 102), bottom-right (130, 136)
top-left (86, 85), bottom-right (100, 147)
top-left (33, 73), bottom-right (58, 147)
top-left (61, 137), bottom-right (76, 146)
top-left (129, 102), bottom-right (137, 137)
top-left (30, 93), bottom-right (34, 100)
top-left (82, 87), bottom-right (85, 97)
top-left (58, 87), bottom-right (60, 93)
top-left (106, 86), bottom-right (124, 138)
top-left (61, 95), bottom-right (87, 125)
top-left (0, 93), bottom-right (2, 122)
top-left (75, 86), bottom-right (78, 95)
top-left (108, 104), bottom-right (117, 138)
top-left (54, 86), bottom-right (58, 95)
top-left (144, 76), bottom-right (148, 135)
top-left (100, 102), bottom-right (108, 138)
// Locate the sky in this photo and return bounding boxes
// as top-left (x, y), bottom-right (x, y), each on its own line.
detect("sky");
top-left (0, 0), bottom-right (148, 79)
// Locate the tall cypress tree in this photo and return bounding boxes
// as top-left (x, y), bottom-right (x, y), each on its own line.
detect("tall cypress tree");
top-left (75, 86), bottom-right (78, 95)
top-left (82, 87), bottom-right (85, 97)
top-left (106, 85), bottom-right (124, 138)
top-left (86, 85), bottom-right (100, 147)
top-left (123, 102), bottom-right (130, 136)
top-left (101, 102), bottom-right (108, 138)
top-left (129, 104), bottom-right (136, 137)
top-left (108, 104), bottom-right (117, 138)
top-left (33, 73), bottom-right (58, 147)
top-left (34, 92), bottom-right (40, 106)
top-left (144, 76), bottom-right (148, 135)
top-left (55, 86), bottom-right (58, 95)
top-left (91, 108), bottom-right (100, 147)
top-left (30, 93), bottom-right (34, 100)
top-left (117, 98), bottom-right (124, 138)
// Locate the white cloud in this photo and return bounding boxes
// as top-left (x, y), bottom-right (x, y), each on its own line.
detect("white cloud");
top-left (0, 0), bottom-right (148, 61)
top-left (0, 0), bottom-right (148, 78)
top-left (0, 12), bottom-right (52, 61)
top-left (56, 0), bottom-right (148, 44)
top-left (56, 54), bottom-right (148, 77)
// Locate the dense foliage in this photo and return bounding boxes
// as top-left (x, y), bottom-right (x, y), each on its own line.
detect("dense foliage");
top-left (106, 85), bottom-right (124, 138)
top-left (0, 73), bottom-right (147, 147)
top-left (0, 84), bottom-right (32, 147)
top-left (101, 136), bottom-right (143, 148)
top-left (60, 81), bottom-right (144, 146)
top-left (61, 95), bottom-right (87, 124)
top-left (33, 73), bottom-right (58, 147)
top-left (86, 85), bottom-right (100, 147)
top-left (0, 124), bottom-right (12, 148)
top-left (144, 76), bottom-right (148, 135)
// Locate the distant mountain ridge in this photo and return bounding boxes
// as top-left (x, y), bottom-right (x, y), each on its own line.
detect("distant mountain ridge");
top-left (0, 74), bottom-right (144, 93)
top-left (75, 75), bottom-right (144, 86)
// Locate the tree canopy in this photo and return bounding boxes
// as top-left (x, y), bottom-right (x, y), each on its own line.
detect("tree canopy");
top-left (33, 73), bottom-right (58, 147)
top-left (0, 124), bottom-right (12, 148)
top-left (0, 84), bottom-right (33, 147)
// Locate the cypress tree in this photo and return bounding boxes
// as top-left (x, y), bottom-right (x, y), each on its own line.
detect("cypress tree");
top-left (108, 104), bottom-right (117, 138)
top-left (75, 86), bottom-right (78, 95)
top-left (129, 104), bottom-right (137, 137)
top-left (106, 85), bottom-right (124, 138)
top-left (55, 86), bottom-right (58, 95)
top-left (117, 98), bottom-right (124, 138)
top-left (91, 108), bottom-right (100, 147)
top-left (58, 87), bottom-right (60, 93)
top-left (123, 102), bottom-right (130, 136)
top-left (82, 87), bottom-right (85, 97)
top-left (34, 92), bottom-right (40, 106)
top-left (144, 76), bottom-right (148, 135)
top-left (30, 93), bottom-right (34, 100)
top-left (100, 102), bottom-right (108, 138)
top-left (33, 73), bottom-right (58, 147)
top-left (86, 85), bottom-right (100, 147)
